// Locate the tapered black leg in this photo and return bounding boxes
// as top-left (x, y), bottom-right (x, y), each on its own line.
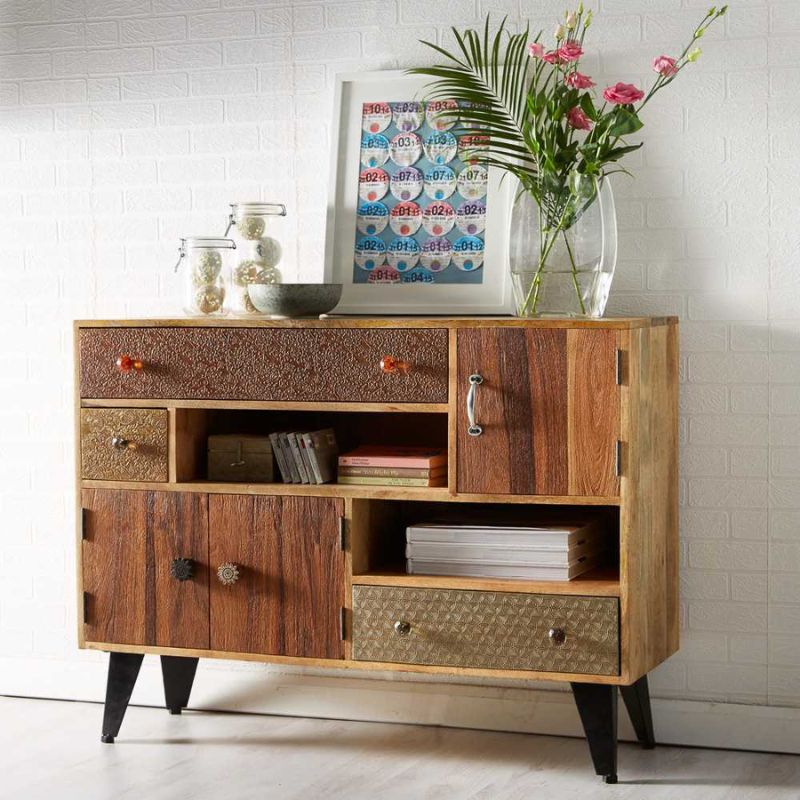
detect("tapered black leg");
top-left (101, 652), bottom-right (144, 743)
top-left (571, 682), bottom-right (618, 784)
top-left (620, 674), bottom-right (655, 749)
top-left (161, 656), bottom-right (199, 715)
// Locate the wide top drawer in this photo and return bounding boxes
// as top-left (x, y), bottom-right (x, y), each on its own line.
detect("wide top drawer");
top-left (79, 327), bottom-right (449, 403)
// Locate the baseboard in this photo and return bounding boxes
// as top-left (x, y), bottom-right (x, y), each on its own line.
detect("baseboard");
top-left (2, 656), bottom-right (799, 755)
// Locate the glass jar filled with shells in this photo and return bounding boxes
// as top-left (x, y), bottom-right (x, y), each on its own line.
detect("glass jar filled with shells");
top-left (225, 202), bottom-right (287, 314)
top-left (174, 237), bottom-right (236, 316)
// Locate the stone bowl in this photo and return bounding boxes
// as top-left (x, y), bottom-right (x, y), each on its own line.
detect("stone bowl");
top-left (246, 283), bottom-right (343, 318)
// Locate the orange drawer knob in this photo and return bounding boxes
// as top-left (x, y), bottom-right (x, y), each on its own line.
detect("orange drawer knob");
top-left (116, 355), bottom-right (143, 373)
top-left (380, 355), bottom-right (411, 375)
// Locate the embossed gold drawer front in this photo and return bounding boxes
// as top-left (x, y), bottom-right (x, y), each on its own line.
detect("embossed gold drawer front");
top-left (79, 327), bottom-right (449, 403)
top-left (80, 408), bottom-right (169, 482)
top-left (352, 586), bottom-right (619, 676)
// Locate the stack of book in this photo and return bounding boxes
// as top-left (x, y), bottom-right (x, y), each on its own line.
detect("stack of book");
top-left (405, 519), bottom-right (607, 581)
top-left (337, 445), bottom-right (447, 487)
top-left (269, 429), bottom-right (338, 484)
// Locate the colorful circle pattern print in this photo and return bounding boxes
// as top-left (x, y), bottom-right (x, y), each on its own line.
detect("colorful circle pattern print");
top-left (354, 100), bottom-right (488, 285)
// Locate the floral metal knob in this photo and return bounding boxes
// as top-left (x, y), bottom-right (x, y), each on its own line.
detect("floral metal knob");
top-left (116, 354), bottom-right (144, 373)
top-left (217, 563), bottom-right (240, 586)
top-left (548, 627), bottom-right (566, 645)
top-left (380, 355), bottom-right (411, 375)
top-left (393, 620), bottom-right (412, 636)
top-left (170, 558), bottom-right (194, 582)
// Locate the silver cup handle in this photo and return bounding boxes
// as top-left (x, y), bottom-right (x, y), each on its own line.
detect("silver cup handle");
top-left (466, 373), bottom-right (483, 436)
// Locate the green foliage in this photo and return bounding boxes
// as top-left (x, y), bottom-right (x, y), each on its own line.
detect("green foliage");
top-left (408, 6), bottom-right (726, 230)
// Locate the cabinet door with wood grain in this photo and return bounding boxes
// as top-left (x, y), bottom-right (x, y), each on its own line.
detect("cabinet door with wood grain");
top-left (208, 495), bottom-right (345, 659)
top-left (81, 489), bottom-right (210, 649)
top-left (456, 327), bottom-right (620, 497)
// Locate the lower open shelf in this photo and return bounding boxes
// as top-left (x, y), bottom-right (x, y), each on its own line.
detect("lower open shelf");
top-left (351, 566), bottom-right (620, 597)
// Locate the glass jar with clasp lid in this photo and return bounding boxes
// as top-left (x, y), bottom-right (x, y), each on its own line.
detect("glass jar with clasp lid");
top-left (174, 237), bottom-right (236, 316)
top-left (225, 202), bottom-right (287, 315)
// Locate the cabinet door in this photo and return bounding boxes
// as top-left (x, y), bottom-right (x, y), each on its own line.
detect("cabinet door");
top-left (82, 489), bottom-right (210, 649)
top-left (209, 495), bottom-right (345, 659)
top-left (456, 328), bottom-right (620, 496)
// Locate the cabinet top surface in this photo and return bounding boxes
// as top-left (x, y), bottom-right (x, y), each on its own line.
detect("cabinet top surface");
top-left (75, 316), bottom-right (677, 330)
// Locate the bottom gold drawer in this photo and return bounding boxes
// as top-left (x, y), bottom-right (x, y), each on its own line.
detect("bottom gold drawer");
top-left (352, 586), bottom-right (619, 676)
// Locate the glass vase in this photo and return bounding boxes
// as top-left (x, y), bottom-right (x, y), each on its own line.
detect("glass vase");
top-left (509, 176), bottom-right (617, 318)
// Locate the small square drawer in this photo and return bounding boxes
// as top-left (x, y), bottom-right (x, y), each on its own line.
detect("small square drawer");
top-left (80, 408), bottom-right (169, 482)
top-left (352, 585), bottom-right (619, 676)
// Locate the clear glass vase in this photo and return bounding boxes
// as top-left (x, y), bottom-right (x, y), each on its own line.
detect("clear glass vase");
top-left (509, 176), bottom-right (617, 318)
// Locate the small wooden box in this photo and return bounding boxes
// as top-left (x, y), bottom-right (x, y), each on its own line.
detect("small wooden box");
top-left (207, 434), bottom-right (274, 483)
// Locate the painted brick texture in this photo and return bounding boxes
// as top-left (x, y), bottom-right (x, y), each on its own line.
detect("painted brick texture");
top-left (0, 0), bottom-right (798, 710)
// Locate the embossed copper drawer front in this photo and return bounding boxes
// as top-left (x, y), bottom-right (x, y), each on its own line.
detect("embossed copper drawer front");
top-left (80, 408), bottom-right (169, 482)
top-left (352, 586), bottom-right (619, 675)
top-left (79, 327), bottom-right (449, 402)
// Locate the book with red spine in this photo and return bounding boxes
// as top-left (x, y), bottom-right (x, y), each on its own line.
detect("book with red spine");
top-left (338, 445), bottom-right (447, 469)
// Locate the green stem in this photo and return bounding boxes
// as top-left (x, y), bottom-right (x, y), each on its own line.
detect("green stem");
top-left (563, 230), bottom-right (587, 316)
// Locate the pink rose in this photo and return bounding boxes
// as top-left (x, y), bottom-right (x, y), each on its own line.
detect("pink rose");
top-left (652, 55), bottom-right (678, 77)
top-left (557, 42), bottom-right (583, 62)
top-left (602, 82), bottom-right (645, 105)
top-left (528, 42), bottom-right (545, 59)
top-left (542, 50), bottom-right (560, 64)
top-left (567, 106), bottom-right (592, 131)
top-left (565, 71), bottom-right (595, 89)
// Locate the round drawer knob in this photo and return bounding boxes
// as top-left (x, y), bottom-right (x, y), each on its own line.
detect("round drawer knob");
top-left (170, 558), bottom-right (195, 582)
top-left (116, 354), bottom-right (144, 373)
top-left (380, 355), bottom-right (411, 375)
top-left (216, 563), bottom-right (240, 586)
top-left (393, 620), bottom-right (412, 637)
top-left (111, 436), bottom-right (137, 451)
top-left (548, 627), bottom-right (566, 646)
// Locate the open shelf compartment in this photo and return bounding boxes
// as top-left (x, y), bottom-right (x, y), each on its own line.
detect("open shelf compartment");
top-left (172, 407), bottom-right (449, 489)
top-left (349, 499), bottom-right (621, 597)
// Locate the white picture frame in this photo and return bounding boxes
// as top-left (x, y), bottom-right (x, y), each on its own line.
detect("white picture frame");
top-left (324, 70), bottom-right (513, 316)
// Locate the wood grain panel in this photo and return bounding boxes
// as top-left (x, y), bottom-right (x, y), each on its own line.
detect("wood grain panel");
top-left (456, 328), bottom-right (568, 495)
top-left (76, 317), bottom-right (676, 330)
top-left (82, 489), bottom-right (210, 649)
top-left (209, 494), bottom-right (345, 659)
top-left (149, 492), bottom-right (210, 650)
top-left (79, 327), bottom-right (448, 403)
top-left (567, 330), bottom-right (620, 496)
top-left (82, 489), bottom-right (148, 646)
top-left (620, 323), bottom-right (680, 681)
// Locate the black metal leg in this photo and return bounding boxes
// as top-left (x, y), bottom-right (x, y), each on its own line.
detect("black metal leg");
top-left (620, 674), bottom-right (655, 749)
top-left (571, 682), bottom-right (618, 784)
top-left (101, 652), bottom-right (144, 743)
top-left (161, 656), bottom-right (199, 715)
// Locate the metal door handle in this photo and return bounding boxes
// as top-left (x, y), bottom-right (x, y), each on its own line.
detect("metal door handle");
top-left (466, 373), bottom-right (483, 436)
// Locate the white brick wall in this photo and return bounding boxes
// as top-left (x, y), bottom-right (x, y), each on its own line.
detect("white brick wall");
top-left (1, 0), bottom-right (799, 716)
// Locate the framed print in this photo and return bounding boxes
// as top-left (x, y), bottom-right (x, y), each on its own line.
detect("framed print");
top-left (324, 70), bottom-right (513, 315)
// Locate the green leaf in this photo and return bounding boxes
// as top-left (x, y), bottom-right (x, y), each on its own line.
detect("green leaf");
top-left (579, 92), bottom-right (597, 121)
top-left (602, 143), bottom-right (644, 162)
top-left (607, 107), bottom-right (644, 137)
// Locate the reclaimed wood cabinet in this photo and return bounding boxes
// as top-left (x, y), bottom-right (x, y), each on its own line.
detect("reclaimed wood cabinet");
top-left (75, 316), bottom-right (678, 783)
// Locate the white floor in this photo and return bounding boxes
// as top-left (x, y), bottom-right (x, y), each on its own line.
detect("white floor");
top-left (1, 696), bottom-right (799, 800)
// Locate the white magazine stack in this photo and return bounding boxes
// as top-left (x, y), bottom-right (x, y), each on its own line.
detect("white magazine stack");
top-left (405, 519), bottom-right (606, 581)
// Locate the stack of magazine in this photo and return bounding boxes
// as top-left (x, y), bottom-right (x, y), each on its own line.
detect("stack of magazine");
top-left (405, 518), bottom-right (606, 581)
top-left (269, 429), bottom-right (338, 484)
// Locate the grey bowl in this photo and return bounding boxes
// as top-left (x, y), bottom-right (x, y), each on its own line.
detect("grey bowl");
top-left (247, 283), bottom-right (343, 318)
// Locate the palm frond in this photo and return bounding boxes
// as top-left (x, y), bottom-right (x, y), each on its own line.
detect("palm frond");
top-left (408, 16), bottom-right (537, 182)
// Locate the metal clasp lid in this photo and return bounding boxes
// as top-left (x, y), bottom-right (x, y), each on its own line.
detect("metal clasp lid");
top-left (173, 240), bottom-right (187, 272)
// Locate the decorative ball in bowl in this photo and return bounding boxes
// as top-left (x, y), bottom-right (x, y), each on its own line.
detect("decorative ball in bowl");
top-left (246, 283), bottom-right (343, 318)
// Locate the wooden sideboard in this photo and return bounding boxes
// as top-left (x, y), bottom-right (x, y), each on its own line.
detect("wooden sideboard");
top-left (74, 316), bottom-right (678, 783)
